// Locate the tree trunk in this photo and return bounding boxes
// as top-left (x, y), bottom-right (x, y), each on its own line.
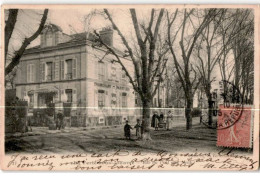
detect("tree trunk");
top-left (142, 99), bottom-right (152, 140)
top-left (185, 95), bottom-right (193, 130)
top-left (207, 93), bottom-right (213, 126)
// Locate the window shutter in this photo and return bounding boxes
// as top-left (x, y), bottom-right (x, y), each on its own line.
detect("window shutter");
top-left (60, 60), bottom-right (64, 80)
top-left (60, 89), bottom-right (67, 102)
top-left (116, 66), bottom-right (120, 81)
top-left (41, 63), bottom-right (45, 81)
top-left (72, 59), bottom-right (77, 79)
top-left (32, 64), bottom-right (35, 82)
top-left (107, 62), bottom-right (111, 80)
top-left (27, 65), bottom-right (30, 82)
top-left (105, 62), bottom-right (108, 80)
top-left (95, 61), bottom-right (98, 79)
top-left (118, 92), bottom-right (121, 108)
top-left (94, 90), bottom-right (98, 107)
top-left (52, 62), bottom-right (55, 80)
top-left (55, 60), bottom-right (60, 80)
top-left (73, 89), bottom-right (77, 102)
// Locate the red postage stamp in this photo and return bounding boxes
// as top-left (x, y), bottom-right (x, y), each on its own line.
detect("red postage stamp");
top-left (217, 105), bottom-right (253, 148)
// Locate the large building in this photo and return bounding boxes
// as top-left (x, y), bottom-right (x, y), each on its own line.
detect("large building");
top-left (15, 24), bottom-right (136, 127)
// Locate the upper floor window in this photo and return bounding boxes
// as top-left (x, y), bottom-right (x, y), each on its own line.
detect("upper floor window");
top-left (27, 64), bottom-right (35, 83)
top-left (111, 93), bottom-right (117, 106)
top-left (46, 32), bottom-right (52, 46)
top-left (98, 90), bottom-right (105, 107)
top-left (60, 59), bottom-right (77, 80)
top-left (111, 66), bottom-right (117, 79)
top-left (46, 62), bottom-right (53, 81)
top-left (98, 61), bottom-right (105, 80)
top-left (121, 69), bottom-right (127, 84)
top-left (66, 59), bottom-right (73, 80)
top-left (122, 92), bottom-right (127, 107)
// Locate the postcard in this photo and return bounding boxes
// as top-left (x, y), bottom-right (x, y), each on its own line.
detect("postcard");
top-left (0, 4), bottom-right (259, 171)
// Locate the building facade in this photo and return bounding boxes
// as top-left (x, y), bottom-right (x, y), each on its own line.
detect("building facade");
top-left (15, 24), bottom-right (136, 127)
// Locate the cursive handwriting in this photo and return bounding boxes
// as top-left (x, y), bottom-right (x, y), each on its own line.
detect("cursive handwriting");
top-left (5, 149), bottom-right (258, 171)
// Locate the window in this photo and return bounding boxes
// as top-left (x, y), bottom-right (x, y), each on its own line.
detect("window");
top-left (27, 64), bottom-right (35, 83)
top-left (72, 59), bottom-right (76, 78)
top-left (111, 65), bottom-right (116, 80)
top-left (28, 94), bottom-right (34, 108)
top-left (46, 32), bottom-right (52, 46)
top-left (111, 93), bottom-right (117, 106)
top-left (98, 90), bottom-right (105, 107)
top-left (46, 62), bottom-right (53, 81)
top-left (66, 59), bottom-right (72, 79)
top-left (98, 61), bottom-right (105, 80)
top-left (65, 89), bottom-right (73, 102)
top-left (121, 69), bottom-right (127, 84)
top-left (122, 92), bottom-right (127, 107)
top-left (60, 61), bottom-right (64, 80)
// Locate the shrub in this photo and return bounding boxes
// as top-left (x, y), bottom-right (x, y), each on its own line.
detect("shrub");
top-left (191, 108), bottom-right (202, 117)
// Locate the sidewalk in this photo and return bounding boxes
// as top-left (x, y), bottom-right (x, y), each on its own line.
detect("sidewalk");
top-left (5, 117), bottom-right (200, 138)
top-left (5, 125), bottom-right (124, 138)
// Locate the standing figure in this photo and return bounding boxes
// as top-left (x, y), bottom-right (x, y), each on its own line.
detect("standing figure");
top-left (155, 115), bottom-right (159, 131)
top-left (124, 120), bottom-right (133, 139)
top-left (166, 110), bottom-right (173, 131)
top-left (134, 119), bottom-right (142, 139)
top-left (159, 112), bottom-right (164, 123)
top-left (152, 111), bottom-right (159, 130)
top-left (26, 115), bottom-right (32, 132)
top-left (56, 111), bottom-right (64, 130)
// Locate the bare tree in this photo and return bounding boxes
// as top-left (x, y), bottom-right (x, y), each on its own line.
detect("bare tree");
top-left (217, 9), bottom-right (254, 104)
top-left (94, 9), bottom-right (167, 140)
top-left (195, 9), bottom-right (227, 126)
top-left (167, 9), bottom-right (220, 130)
top-left (231, 9), bottom-right (254, 104)
top-left (5, 9), bottom-right (49, 76)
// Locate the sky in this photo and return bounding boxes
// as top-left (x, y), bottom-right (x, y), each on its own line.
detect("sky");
top-left (6, 7), bottom-right (248, 90)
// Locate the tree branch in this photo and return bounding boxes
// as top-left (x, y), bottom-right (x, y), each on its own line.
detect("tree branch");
top-left (5, 9), bottom-right (48, 75)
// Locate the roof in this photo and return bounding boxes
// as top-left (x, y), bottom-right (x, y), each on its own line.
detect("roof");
top-left (24, 29), bottom-right (127, 59)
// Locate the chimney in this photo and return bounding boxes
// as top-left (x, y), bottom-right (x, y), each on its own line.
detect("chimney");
top-left (99, 27), bottom-right (113, 46)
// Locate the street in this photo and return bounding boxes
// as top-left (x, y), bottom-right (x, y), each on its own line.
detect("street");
top-left (5, 117), bottom-right (224, 154)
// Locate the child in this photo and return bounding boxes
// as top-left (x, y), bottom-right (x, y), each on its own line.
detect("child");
top-left (124, 120), bottom-right (133, 140)
top-left (134, 119), bottom-right (142, 139)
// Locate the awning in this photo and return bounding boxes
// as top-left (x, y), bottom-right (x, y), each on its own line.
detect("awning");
top-left (28, 89), bottom-right (58, 94)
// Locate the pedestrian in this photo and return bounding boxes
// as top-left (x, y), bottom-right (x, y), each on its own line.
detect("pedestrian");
top-left (56, 111), bottom-right (64, 130)
top-left (152, 111), bottom-right (159, 127)
top-left (134, 119), bottom-right (142, 139)
top-left (155, 115), bottom-right (159, 131)
top-left (151, 111), bottom-right (156, 128)
top-left (166, 110), bottom-right (173, 131)
top-left (159, 112), bottom-right (164, 123)
top-left (124, 120), bottom-right (133, 140)
top-left (26, 115), bottom-right (32, 132)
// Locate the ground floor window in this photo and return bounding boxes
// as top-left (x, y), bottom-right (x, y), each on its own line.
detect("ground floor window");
top-left (65, 89), bottom-right (73, 102)
top-left (38, 93), bottom-right (55, 107)
top-left (28, 94), bottom-right (34, 108)
top-left (98, 90), bottom-right (105, 107)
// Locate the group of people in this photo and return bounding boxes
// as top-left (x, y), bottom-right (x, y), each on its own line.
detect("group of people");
top-left (151, 111), bottom-right (173, 131)
top-left (124, 119), bottom-right (142, 140)
top-left (124, 110), bottom-right (174, 140)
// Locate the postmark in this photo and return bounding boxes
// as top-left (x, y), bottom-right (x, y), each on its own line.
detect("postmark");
top-left (200, 80), bottom-right (254, 148)
top-left (201, 80), bottom-right (244, 130)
